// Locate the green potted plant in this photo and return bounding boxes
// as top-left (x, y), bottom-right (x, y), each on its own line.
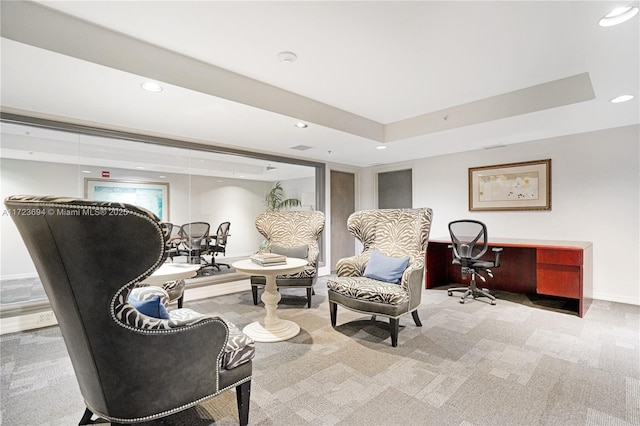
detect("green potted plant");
top-left (264, 181), bottom-right (301, 211)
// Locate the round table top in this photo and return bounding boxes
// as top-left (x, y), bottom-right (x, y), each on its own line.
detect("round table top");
top-left (232, 257), bottom-right (308, 275)
top-left (142, 262), bottom-right (200, 284)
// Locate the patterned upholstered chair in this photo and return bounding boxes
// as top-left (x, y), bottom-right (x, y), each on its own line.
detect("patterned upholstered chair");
top-left (250, 211), bottom-right (325, 308)
top-left (4, 195), bottom-right (254, 425)
top-left (327, 208), bottom-right (433, 347)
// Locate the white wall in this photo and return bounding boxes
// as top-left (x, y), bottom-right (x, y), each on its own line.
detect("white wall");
top-left (1, 159), bottom-right (82, 278)
top-left (360, 125), bottom-right (640, 306)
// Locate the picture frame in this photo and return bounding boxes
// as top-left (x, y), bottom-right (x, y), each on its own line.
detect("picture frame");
top-left (84, 178), bottom-right (170, 220)
top-left (469, 159), bottom-right (551, 211)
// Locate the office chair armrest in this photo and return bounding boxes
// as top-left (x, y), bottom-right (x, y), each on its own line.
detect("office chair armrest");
top-left (492, 247), bottom-right (503, 267)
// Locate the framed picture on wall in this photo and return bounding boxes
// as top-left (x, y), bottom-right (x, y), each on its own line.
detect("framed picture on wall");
top-left (84, 178), bottom-right (170, 220)
top-left (468, 159), bottom-right (551, 211)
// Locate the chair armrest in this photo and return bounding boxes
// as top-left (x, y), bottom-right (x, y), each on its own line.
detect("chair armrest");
top-left (401, 261), bottom-right (425, 310)
top-left (336, 254), bottom-right (368, 277)
top-left (492, 247), bottom-right (503, 267)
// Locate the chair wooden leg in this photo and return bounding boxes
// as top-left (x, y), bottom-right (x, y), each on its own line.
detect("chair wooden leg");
top-left (78, 408), bottom-right (109, 424)
top-left (390, 318), bottom-right (399, 347)
top-left (79, 408), bottom-right (94, 425)
top-left (236, 380), bottom-right (251, 426)
top-left (411, 310), bottom-right (422, 327)
top-left (329, 301), bottom-right (337, 326)
top-left (251, 285), bottom-right (258, 305)
top-left (306, 288), bottom-right (312, 308)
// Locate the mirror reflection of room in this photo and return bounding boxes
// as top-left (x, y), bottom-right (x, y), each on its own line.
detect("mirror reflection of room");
top-left (0, 122), bottom-right (320, 313)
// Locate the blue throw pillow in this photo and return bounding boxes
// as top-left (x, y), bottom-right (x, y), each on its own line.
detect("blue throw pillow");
top-left (128, 294), bottom-right (170, 319)
top-left (363, 250), bottom-right (410, 284)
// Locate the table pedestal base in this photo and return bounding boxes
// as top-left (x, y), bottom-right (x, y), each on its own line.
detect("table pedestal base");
top-left (243, 319), bottom-right (300, 342)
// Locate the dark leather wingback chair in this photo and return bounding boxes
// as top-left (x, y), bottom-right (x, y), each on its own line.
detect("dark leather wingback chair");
top-left (327, 208), bottom-right (433, 347)
top-left (250, 211), bottom-right (325, 308)
top-left (4, 195), bottom-right (254, 425)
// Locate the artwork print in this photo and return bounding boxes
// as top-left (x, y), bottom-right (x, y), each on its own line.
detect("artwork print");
top-left (469, 159), bottom-right (551, 211)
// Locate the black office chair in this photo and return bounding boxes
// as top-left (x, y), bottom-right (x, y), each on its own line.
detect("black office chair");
top-left (165, 222), bottom-right (182, 260)
top-left (176, 222), bottom-right (210, 265)
top-left (203, 222), bottom-right (231, 271)
top-left (447, 220), bottom-right (502, 305)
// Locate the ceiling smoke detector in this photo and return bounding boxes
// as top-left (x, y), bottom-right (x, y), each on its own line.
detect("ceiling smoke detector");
top-left (278, 51), bottom-right (298, 63)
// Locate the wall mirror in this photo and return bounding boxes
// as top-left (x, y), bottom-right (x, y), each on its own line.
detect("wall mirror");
top-left (0, 116), bottom-right (325, 316)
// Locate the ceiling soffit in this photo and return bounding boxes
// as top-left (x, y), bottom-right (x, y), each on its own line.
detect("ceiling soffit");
top-left (1, 1), bottom-right (598, 148)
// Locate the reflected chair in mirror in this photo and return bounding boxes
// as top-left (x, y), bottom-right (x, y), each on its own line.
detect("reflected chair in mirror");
top-left (447, 219), bottom-right (502, 305)
top-left (327, 208), bottom-right (433, 347)
top-left (176, 221), bottom-right (211, 265)
top-left (203, 221), bottom-right (231, 271)
top-left (144, 222), bottom-right (188, 308)
top-left (250, 211), bottom-right (325, 308)
top-left (165, 222), bottom-right (182, 261)
top-left (4, 195), bottom-right (254, 425)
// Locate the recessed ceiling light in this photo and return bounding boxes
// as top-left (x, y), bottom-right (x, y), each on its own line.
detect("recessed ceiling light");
top-left (81, 170), bottom-right (91, 174)
top-left (141, 81), bottom-right (163, 92)
top-left (376, 145), bottom-right (387, 150)
top-left (610, 94), bottom-right (635, 103)
top-left (278, 51), bottom-right (298, 63)
top-left (294, 122), bottom-right (308, 128)
top-left (136, 166), bottom-right (145, 169)
top-left (599, 6), bottom-right (639, 27)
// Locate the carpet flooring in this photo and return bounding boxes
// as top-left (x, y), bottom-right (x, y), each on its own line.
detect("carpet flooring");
top-left (1, 277), bottom-right (639, 425)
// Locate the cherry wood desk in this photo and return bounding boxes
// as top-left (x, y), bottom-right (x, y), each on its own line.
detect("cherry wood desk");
top-left (426, 237), bottom-right (593, 317)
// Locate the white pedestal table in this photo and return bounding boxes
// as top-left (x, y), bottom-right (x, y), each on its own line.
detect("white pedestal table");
top-left (141, 263), bottom-right (200, 285)
top-left (232, 258), bottom-right (307, 342)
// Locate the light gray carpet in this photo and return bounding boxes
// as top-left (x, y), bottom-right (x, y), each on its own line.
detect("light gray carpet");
top-left (1, 277), bottom-right (639, 425)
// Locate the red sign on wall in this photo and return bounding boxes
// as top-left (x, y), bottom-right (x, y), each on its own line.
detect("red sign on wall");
top-left (102, 171), bottom-right (110, 178)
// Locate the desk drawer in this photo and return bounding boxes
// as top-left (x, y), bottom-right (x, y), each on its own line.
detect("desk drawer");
top-left (537, 264), bottom-right (581, 298)
top-left (537, 249), bottom-right (582, 266)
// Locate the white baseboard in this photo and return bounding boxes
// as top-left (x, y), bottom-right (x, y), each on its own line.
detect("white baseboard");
top-left (0, 310), bottom-right (58, 335)
top-left (183, 279), bottom-right (251, 300)
top-left (591, 291), bottom-right (640, 306)
top-left (0, 279), bottom-right (252, 335)
top-left (0, 272), bottom-right (39, 281)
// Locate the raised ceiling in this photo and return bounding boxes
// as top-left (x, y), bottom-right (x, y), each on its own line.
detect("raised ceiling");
top-left (1, 1), bottom-right (638, 167)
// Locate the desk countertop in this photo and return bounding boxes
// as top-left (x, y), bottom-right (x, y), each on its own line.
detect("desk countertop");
top-left (429, 237), bottom-right (592, 249)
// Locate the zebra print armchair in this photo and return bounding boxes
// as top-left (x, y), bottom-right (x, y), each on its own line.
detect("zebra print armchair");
top-left (251, 210), bottom-right (325, 308)
top-left (4, 195), bottom-right (254, 425)
top-left (327, 208), bottom-right (433, 347)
